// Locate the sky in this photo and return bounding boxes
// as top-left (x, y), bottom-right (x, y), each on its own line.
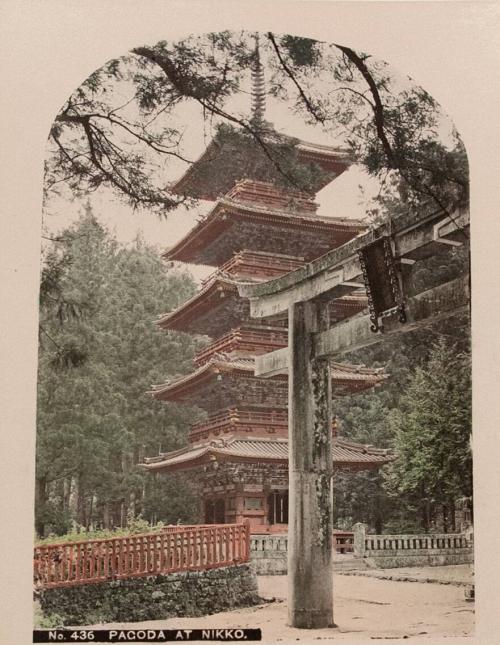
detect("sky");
top-left (41, 35), bottom-right (395, 281)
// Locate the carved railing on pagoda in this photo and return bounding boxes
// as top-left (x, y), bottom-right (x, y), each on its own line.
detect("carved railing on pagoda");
top-left (188, 408), bottom-right (289, 443)
top-left (199, 250), bottom-right (305, 289)
top-left (214, 249), bottom-right (305, 281)
top-left (225, 179), bottom-right (319, 215)
top-left (34, 523), bottom-right (251, 590)
top-left (188, 409), bottom-right (339, 443)
top-left (194, 327), bottom-right (288, 367)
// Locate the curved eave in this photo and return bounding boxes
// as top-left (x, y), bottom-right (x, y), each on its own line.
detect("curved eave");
top-left (156, 278), bottom-right (239, 332)
top-left (157, 283), bottom-right (367, 336)
top-left (149, 356), bottom-right (260, 401)
top-left (163, 199), bottom-right (366, 265)
top-left (142, 437), bottom-right (394, 473)
top-left (331, 362), bottom-right (387, 388)
top-left (295, 146), bottom-right (351, 188)
top-left (150, 357), bottom-right (386, 402)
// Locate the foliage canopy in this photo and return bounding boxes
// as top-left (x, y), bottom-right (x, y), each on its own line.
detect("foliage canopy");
top-left (45, 31), bottom-right (468, 220)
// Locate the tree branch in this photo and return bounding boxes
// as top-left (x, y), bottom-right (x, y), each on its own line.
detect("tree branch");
top-left (335, 44), bottom-right (398, 169)
top-left (267, 32), bottom-right (326, 124)
top-left (132, 46), bottom-right (305, 191)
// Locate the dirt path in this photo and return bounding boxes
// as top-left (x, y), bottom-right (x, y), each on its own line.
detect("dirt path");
top-left (87, 572), bottom-right (474, 641)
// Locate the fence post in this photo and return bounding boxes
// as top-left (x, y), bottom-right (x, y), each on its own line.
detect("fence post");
top-left (244, 520), bottom-right (251, 562)
top-left (353, 523), bottom-right (367, 558)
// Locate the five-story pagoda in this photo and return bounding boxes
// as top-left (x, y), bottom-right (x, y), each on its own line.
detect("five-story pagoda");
top-left (143, 40), bottom-right (392, 533)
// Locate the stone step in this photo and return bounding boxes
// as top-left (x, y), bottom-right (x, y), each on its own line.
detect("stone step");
top-left (333, 557), bottom-right (371, 572)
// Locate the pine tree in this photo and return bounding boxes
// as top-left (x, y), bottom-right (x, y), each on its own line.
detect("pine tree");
top-left (384, 339), bottom-right (472, 532)
top-left (36, 210), bottom-right (203, 537)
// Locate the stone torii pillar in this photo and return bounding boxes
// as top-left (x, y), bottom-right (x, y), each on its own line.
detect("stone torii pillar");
top-left (288, 299), bottom-right (334, 628)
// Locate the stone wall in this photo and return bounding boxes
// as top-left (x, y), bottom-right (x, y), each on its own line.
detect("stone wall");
top-left (366, 550), bottom-right (474, 568)
top-left (353, 522), bottom-right (474, 569)
top-left (251, 527), bottom-right (474, 574)
top-left (36, 564), bottom-right (259, 627)
top-left (250, 535), bottom-right (288, 575)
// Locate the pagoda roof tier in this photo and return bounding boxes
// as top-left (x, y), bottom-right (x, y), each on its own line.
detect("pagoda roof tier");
top-left (142, 436), bottom-right (393, 473)
top-left (150, 355), bottom-right (288, 412)
top-left (157, 275), bottom-right (367, 337)
top-left (193, 326), bottom-right (288, 367)
top-left (188, 408), bottom-right (339, 444)
top-left (163, 180), bottom-right (366, 265)
top-left (156, 277), bottom-right (260, 337)
top-left (149, 354), bottom-right (386, 410)
top-left (157, 249), bottom-right (305, 336)
top-left (169, 127), bottom-right (353, 201)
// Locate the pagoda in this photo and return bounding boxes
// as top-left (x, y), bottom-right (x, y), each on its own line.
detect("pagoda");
top-left (143, 39), bottom-right (393, 533)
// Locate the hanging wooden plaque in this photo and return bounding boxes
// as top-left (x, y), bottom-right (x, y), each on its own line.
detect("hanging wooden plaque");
top-left (358, 236), bottom-right (406, 332)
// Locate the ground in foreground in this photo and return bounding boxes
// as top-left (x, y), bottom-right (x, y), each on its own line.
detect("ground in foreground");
top-left (82, 566), bottom-right (473, 641)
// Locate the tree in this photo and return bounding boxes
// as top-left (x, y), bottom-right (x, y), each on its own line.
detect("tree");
top-left (266, 34), bottom-right (468, 218)
top-left (36, 209), bottom-right (203, 537)
top-left (332, 244), bottom-right (470, 533)
top-left (333, 397), bottom-right (394, 533)
top-left (44, 31), bottom-right (468, 222)
top-left (384, 338), bottom-right (472, 532)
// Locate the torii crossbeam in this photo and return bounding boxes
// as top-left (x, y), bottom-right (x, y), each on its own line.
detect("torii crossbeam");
top-left (237, 206), bottom-right (470, 628)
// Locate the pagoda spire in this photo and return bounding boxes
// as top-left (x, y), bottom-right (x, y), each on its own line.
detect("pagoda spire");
top-left (251, 34), bottom-right (266, 127)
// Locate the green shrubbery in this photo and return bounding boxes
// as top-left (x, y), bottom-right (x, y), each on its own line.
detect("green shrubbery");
top-left (36, 512), bottom-right (165, 546)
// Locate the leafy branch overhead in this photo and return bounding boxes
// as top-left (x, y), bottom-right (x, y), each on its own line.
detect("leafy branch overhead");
top-left (45, 31), bottom-right (468, 218)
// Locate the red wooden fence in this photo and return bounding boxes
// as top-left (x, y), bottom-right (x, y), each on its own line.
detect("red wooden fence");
top-left (34, 523), bottom-right (251, 590)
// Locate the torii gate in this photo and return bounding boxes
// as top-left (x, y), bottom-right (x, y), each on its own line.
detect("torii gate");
top-left (238, 205), bottom-right (470, 629)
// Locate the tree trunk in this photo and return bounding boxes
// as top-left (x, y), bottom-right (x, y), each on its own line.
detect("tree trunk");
top-left (130, 490), bottom-right (136, 519)
top-left (63, 477), bottom-right (72, 513)
top-left (112, 501), bottom-right (121, 529)
top-left (442, 504), bottom-right (449, 533)
top-left (421, 501), bottom-right (428, 532)
top-left (449, 498), bottom-right (456, 532)
top-left (87, 495), bottom-right (94, 531)
top-left (56, 479), bottom-right (65, 512)
top-left (374, 479), bottom-right (383, 534)
top-left (76, 473), bottom-right (86, 528)
top-left (103, 503), bottom-right (111, 529)
top-left (121, 451), bottom-right (129, 525)
top-left (35, 476), bottom-right (48, 537)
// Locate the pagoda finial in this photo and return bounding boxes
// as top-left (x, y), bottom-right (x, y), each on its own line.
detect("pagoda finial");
top-left (251, 33), bottom-right (266, 127)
